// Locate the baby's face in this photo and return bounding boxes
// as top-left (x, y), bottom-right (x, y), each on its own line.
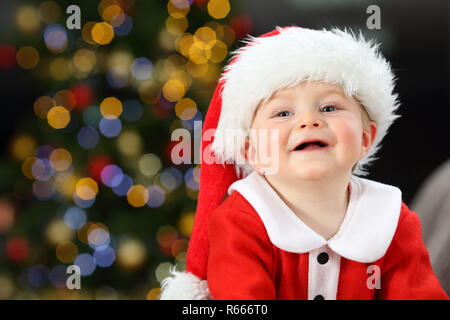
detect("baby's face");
top-left (246, 81), bottom-right (377, 181)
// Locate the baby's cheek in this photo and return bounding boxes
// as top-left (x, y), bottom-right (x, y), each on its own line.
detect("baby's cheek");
top-left (338, 122), bottom-right (364, 153)
top-left (256, 129), bottom-right (284, 165)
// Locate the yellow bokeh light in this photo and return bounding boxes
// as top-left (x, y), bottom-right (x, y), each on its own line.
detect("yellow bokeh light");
top-left (75, 177), bottom-right (98, 200)
top-left (209, 39), bottom-right (228, 63)
top-left (158, 29), bottom-right (177, 52)
top-left (117, 130), bottom-right (142, 157)
top-left (167, 0), bottom-right (190, 19)
top-left (49, 57), bottom-right (71, 81)
top-left (216, 24), bottom-right (235, 46)
top-left (166, 16), bottom-right (188, 36)
top-left (147, 288), bottom-right (162, 300)
top-left (82, 21), bottom-right (97, 44)
top-left (73, 49), bottom-right (96, 73)
top-left (47, 106), bottom-right (71, 129)
top-left (39, 1), bottom-right (61, 24)
top-left (16, 46), bottom-right (39, 69)
top-left (100, 97), bottom-right (123, 119)
top-left (188, 42), bottom-right (211, 64)
top-left (54, 173), bottom-right (77, 198)
top-left (194, 27), bottom-right (217, 50)
top-left (22, 157), bottom-right (37, 180)
top-left (98, 0), bottom-right (121, 17)
top-left (138, 153), bottom-right (162, 177)
top-left (101, 4), bottom-right (123, 21)
top-left (186, 60), bottom-right (208, 78)
top-left (49, 148), bottom-right (72, 171)
top-left (207, 0), bottom-right (231, 20)
top-left (56, 241), bottom-right (78, 263)
top-left (178, 212), bottom-right (195, 237)
top-left (138, 81), bottom-right (160, 105)
top-left (162, 79), bottom-right (185, 102)
top-left (46, 220), bottom-right (74, 246)
top-left (175, 33), bottom-right (194, 57)
top-left (54, 89), bottom-right (76, 111)
top-left (127, 185), bottom-right (149, 207)
top-left (116, 238), bottom-right (147, 270)
top-left (175, 98), bottom-right (197, 120)
top-left (16, 5), bottom-right (40, 34)
top-left (10, 135), bottom-right (37, 161)
top-left (34, 96), bottom-right (55, 119)
top-left (91, 22), bottom-right (115, 45)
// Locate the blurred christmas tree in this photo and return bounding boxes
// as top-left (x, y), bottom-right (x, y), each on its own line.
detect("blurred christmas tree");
top-left (0, 0), bottom-right (252, 299)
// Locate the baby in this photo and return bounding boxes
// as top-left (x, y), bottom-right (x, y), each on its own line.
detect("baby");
top-left (160, 26), bottom-right (449, 300)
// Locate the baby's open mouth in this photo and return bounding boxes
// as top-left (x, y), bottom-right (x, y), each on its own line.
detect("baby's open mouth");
top-left (294, 141), bottom-right (328, 151)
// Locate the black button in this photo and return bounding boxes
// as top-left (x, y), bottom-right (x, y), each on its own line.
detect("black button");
top-left (314, 295), bottom-right (325, 300)
top-left (317, 252), bottom-right (329, 264)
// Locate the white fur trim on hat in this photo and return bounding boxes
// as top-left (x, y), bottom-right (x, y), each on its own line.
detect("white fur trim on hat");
top-left (159, 265), bottom-right (211, 300)
top-left (211, 26), bottom-right (401, 178)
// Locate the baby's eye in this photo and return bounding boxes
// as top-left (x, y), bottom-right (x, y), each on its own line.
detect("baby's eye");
top-left (276, 111), bottom-right (292, 117)
top-left (321, 105), bottom-right (337, 112)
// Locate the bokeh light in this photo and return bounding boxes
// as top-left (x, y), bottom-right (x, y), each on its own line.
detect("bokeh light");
top-left (82, 105), bottom-right (102, 127)
top-left (116, 237), bottom-right (146, 271)
top-left (100, 97), bottom-right (123, 119)
top-left (121, 100), bottom-right (143, 122)
top-left (56, 241), bottom-right (78, 263)
top-left (101, 164), bottom-right (123, 188)
top-left (27, 265), bottom-right (49, 288)
top-left (77, 126), bottom-right (100, 149)
top-left (43, 24), bottom-right (68, 53)
top-left (112, 174), bottom-right (133, 196)
top-left (74, 253), bottom-right (96, 276)
top-left (39, 1), bottom-right (61, 24)
top-left (207, 0), bottom-right (231, 19)
top-left (75, 177), bottom-right (98, 200)
top-left (99, 117), bottom-right (122, 137)
top-left (49, 148), bottom-right (72, 171)
top-left (47, 106), bottom-right (71, 129)
top-left (175, 98), bottom-right (197, 120)
top-left (32, 180), bottom-right (55, 200)
top-left (16, 46), bottom-right (39, 69)
top-left (131, 57), bottom-right (153, 80)
top-left (45, 219), bottom-right (74, 246)
top-left (146, 185), bottom-right (166, 208)
top-left (34, 96), bottom-right (55, 119)
top-left (91, 22), bottom-right (115, 45)
top-left (16, 5), bottom-right (40, 35)
top-left (126, 185), bottom-right (149, 207)
top-left (11, 135), bottom-right (37, 161)
top-left (94, 246), bottom-right (115, 268)
top-left (64, 207), bottom-right (87, 230)
top-left (138, 153), bottom-right (162, 177)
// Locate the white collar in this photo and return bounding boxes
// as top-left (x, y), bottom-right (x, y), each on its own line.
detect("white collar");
top-left (228, 171), bottom-right (402, 263)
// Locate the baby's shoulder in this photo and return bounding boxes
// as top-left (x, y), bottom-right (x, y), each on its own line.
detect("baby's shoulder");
top-left (210, 190), bottom-right (265, 225)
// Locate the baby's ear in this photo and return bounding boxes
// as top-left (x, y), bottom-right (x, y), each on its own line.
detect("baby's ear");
top-left (361, 121), bottom-right (378, 158)
top-left (243, 137), bottom-right (258, 166)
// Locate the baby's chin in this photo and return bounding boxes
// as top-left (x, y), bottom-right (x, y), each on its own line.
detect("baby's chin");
top-left (284, 164), bottom-right (334, 181)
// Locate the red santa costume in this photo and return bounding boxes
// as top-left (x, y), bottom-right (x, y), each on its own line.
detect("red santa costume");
top-left (159, 26), bottom-right (449, 300)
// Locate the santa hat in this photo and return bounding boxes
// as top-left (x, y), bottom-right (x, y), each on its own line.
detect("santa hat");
top-left (159, 26), bottom-right (401, 299)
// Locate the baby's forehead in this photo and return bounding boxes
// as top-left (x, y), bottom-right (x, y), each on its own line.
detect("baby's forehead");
top-left (269, 81), bottom-right (348, 100)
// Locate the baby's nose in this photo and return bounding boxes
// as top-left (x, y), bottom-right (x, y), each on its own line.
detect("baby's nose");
top-left (298, 117), bottom-right (323, 129)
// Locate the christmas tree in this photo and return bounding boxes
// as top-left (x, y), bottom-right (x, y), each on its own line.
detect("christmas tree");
top-left (0, 0), bottom-right (252, 299)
